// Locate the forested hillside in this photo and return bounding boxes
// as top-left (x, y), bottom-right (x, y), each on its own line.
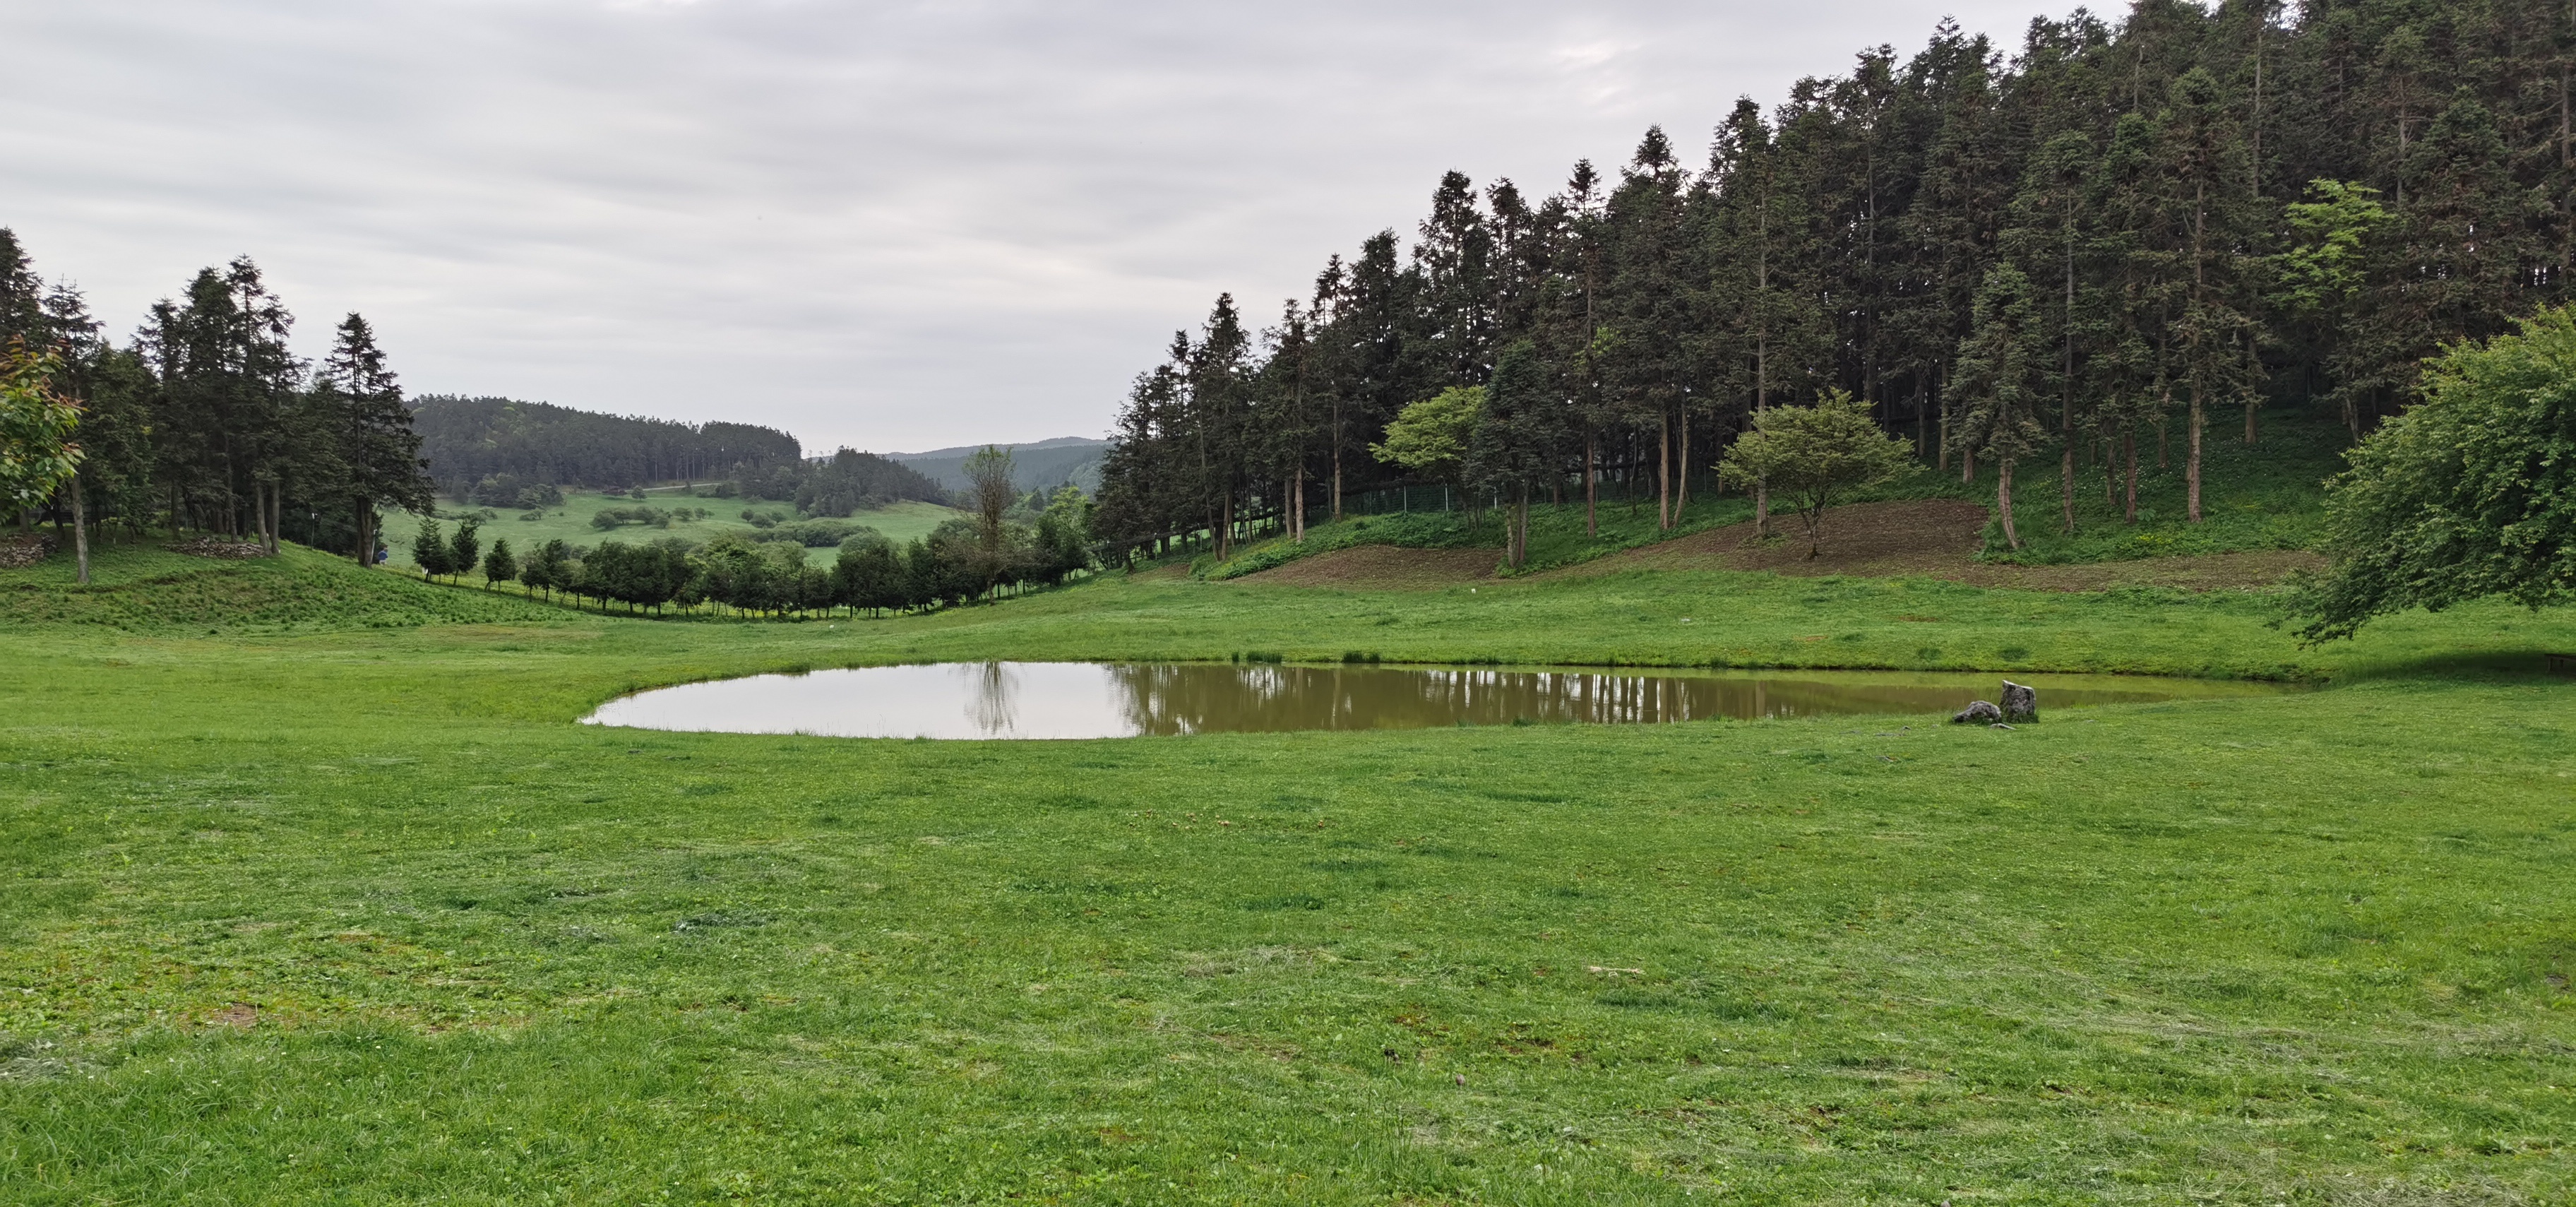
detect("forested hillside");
top-left (1100, 0), bottom-right (2576, 560)
top-left (411, 395), bottom-right (802, 497)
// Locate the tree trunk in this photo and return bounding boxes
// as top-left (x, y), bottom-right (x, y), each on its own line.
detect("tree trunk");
top-left (1914, 377), bottom-right (1928, 458)
top-left (1330, 408), bottom-right (1343, 522)
top-left (2187, 385), bottom-right (2204, 523)
top-left (2061, 439), bottom-right (2075, 537)
top-left (1996, 458), bottom-right (2021, 551)
top-left (70, 471), bottom-right (90, 585)
top-left (2103, 432), bottom-right (2116, 506)
top-left (1584, 434), bottom-right (1597, 537)
top-left (1656, 414), bottom-right (1671, 530)
top-left (1676, 408), bottom-right (1690, 516)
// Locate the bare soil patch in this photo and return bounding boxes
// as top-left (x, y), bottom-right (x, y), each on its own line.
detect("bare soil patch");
top-left (1240, 545), bottom-right (1498, 590)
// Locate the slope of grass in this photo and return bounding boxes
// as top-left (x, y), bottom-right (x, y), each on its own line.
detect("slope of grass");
top-left (1982, 407), bottom-right (2345, 564)
top-left (0, 571), bottom-right (2570, 1203)
top-left (375, 492), bottom-right (964, 568)
top-left (1196, 405), bottom-right (2355, 580)
top-left (0, 542), bottom-right (565, 631)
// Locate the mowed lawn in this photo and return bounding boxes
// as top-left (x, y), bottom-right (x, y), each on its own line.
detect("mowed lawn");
top-left (1, 551), bottom-right (2572, 1203)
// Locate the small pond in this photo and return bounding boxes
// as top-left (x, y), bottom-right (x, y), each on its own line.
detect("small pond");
top-left (582, 661), bottom-right (2302, 740)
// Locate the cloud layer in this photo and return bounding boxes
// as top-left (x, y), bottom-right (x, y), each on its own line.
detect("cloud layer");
top-left (3, 0), bottom-right (2061, 452)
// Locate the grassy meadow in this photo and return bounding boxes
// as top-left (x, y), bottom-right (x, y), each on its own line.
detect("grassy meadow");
top-left (374, 492), bottom-right (963, 569)
top-left (2, 542), bottom-right (2573, 1203)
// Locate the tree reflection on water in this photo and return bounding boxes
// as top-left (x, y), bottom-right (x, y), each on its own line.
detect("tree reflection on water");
top-left (590, 661), bottom-right (2291, 741)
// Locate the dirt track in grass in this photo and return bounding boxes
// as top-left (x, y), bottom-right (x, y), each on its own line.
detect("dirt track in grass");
top-left (1241, 499), bottom-right (2321, 592)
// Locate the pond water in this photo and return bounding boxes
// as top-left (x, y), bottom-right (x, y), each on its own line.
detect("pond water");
top-left (582, 661), bottom-right (2301, 740)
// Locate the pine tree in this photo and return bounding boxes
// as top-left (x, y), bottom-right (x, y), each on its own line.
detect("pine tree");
top-left (2157, 68), bottom-right (2265, 520)
top-left (1953, 264), bottom-right (2050, 550)
top-left (447, 516), bottom-right (481, 583)
top-left (1472, 340), bottom-right (1570, 568)
top-left (411, 516), bottom-right (451, 577)
top-left (482, 537), bottom-right (518, 588)
top-left (319, 314), bottom-right (432, 564)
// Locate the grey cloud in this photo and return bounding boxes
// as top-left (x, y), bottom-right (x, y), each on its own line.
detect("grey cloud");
top-left (2, 0), bottom-right (2063, 451)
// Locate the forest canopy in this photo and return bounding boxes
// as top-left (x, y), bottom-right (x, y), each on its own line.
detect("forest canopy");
top-left (411, 395), bottom-right (801, 497)
top-left (1097, 0), bottom-right (2576, 565)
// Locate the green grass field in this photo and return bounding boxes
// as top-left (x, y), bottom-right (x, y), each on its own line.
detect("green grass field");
top-left (375, 492), bottom-right (963, 569)
top-left (3, 541), bottom-right (2572, 1203)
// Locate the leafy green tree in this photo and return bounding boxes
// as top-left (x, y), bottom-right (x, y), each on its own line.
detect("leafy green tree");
top-left (833, 531), bottom-right (905, 616)
top-left (410, 516), bottom-right (451, 578)
top-left (522, 538), bottom-right (569, 599)
top-left (1717, 390), bottom-right (1914, 558)
top-left (1371, 386), bottom-right (1483, 504)
top-left (2269, 181), bottom-right (2392, 437)
top-left (1032, 486), bottom-right (1092, 584)
top-left (962, 444), bottom-right (1017, 590)
top-left (2292, 306), bottom-right (2576, 641)
top-left (0, 340), bottom-right (80, 544)
top-left (481, 537), bottom-right (518, 588)
top-left (448, 517), bottom-right (481, 583)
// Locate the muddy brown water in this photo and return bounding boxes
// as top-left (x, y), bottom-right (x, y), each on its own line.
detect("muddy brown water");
top-left (582, 662), bottom-right (2302, 741)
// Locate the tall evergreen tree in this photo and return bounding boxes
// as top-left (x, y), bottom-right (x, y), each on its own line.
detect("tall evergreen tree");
top-left (1953, 263), bottom-right (2050, 549)
top-left (318, 314), bottom-right (432, 564)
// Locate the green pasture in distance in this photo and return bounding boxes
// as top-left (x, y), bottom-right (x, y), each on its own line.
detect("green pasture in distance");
top-left (373, 492), bottom-right (963, 568)
top-left (1, 547), bottom-right (2572, 1202)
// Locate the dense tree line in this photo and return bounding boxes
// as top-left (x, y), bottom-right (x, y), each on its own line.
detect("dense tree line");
top-left (413, 395), bottom-right (802, 498)
top-left (1, 230), bottom-right (434, 565)
top-left (1099, 0), bottom-right (2576, 559)
top-left (415, 473), bottom-right (1093, 618)
top-left (422, 396), bottom-right (948, 517)
top-left (728, 446), bottom-right (950, 516)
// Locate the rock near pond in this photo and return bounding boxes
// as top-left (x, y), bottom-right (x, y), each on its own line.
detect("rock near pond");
top-left (1952, 700), bottom-right (2003, 725)
top-left (2000, 680), bottom-right (2038, 723)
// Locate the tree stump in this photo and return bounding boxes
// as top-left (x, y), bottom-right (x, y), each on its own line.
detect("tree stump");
top-left (2000, 680), bottom-right (2037, 723)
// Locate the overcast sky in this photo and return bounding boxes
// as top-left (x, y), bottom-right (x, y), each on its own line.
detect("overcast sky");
top-left (3, 0), bottom-right (2069, 454)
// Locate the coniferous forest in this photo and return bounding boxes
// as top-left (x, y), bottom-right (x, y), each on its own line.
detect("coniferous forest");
top-left (0, 237), bottom-right (437, 561)
top-left (1097, 0), bottom-right (2576, 562)
top-left (410, 395), bottom-right (805, 500)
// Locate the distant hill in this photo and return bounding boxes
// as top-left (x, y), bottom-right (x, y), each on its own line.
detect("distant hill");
top-left (888, 437), bottom-right (1108, 495)
top-left (412, 396), bottom-right (802, 494)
